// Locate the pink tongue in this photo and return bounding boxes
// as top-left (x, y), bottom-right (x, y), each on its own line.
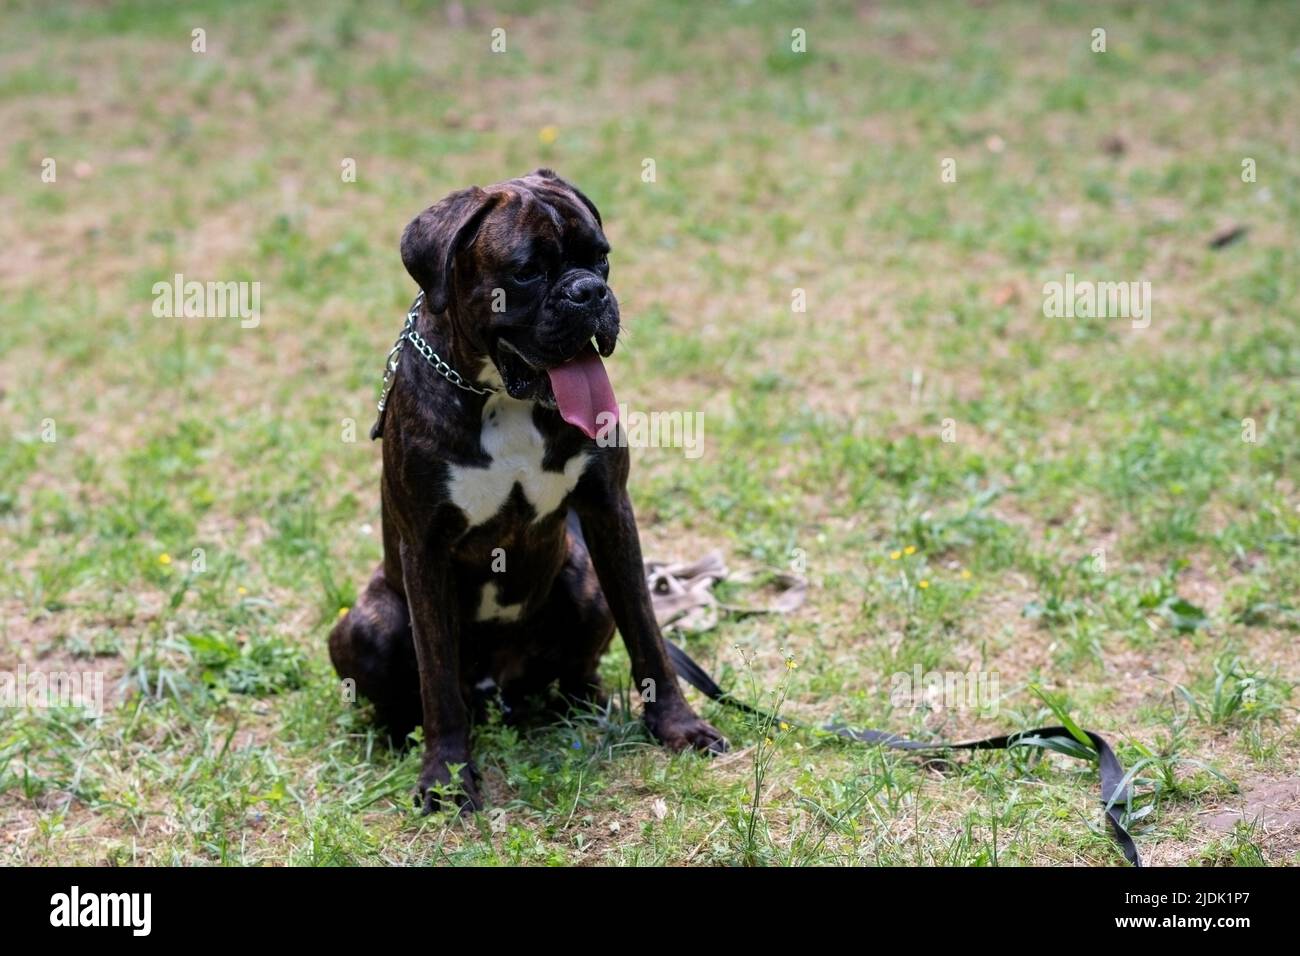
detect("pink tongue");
top-left (546, 344), bottom-right (618, 440)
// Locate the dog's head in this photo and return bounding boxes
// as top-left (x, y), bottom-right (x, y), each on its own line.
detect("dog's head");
top-left (400, 169), bottom-right (620, 436)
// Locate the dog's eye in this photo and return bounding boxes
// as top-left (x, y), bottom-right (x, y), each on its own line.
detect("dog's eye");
top-left (514, 264), bottom-right (543, 283)
top-left (594, 255), bottom-right (609, 274)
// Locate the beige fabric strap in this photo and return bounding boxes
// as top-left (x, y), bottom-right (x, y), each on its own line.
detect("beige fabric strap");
top-left (645, 551), bottom-right (807, 632)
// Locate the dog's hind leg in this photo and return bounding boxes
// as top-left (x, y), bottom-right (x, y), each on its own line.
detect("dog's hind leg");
top-left (329, 564), bottom-right (422, 742)
top-left (485, 514), bottom-right (616, 716)
top-left (541, 512), bottom-right (616, 706)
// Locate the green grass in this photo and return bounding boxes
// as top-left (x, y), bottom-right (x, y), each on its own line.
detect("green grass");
top-left (1, 0), bottom-right (1297, 865)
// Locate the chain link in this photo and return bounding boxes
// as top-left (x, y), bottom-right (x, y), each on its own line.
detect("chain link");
top-left (376, 291), bottom-right (499, 415)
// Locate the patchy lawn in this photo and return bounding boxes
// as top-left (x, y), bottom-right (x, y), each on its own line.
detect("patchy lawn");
top-left (1, 0), bottom-right (1297, 865)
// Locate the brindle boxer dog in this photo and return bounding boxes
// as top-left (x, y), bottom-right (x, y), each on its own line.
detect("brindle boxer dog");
top-left (330, 169), bottom-right (726, 812)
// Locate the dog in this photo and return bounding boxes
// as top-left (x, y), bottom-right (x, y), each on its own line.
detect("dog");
top-left (329, 169), bottom-right (726, 812)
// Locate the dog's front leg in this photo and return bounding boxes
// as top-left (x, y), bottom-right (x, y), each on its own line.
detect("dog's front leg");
top-left (578, 493), bottom-right (726, 754)
top-left (399, 537), bottom-right (481, 813)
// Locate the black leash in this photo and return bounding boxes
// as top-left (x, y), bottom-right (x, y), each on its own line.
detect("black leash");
top-left (665, 641), bottom-right (1141, 866)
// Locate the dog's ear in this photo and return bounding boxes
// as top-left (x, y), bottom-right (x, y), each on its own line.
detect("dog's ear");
top-left (400, 187), bottom-right (498, 314)
top-left (530, 168), bottom-right (602, 228)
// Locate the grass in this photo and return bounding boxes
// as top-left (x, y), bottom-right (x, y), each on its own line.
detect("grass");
top-left (1, 0), bottom-right (1298, 866)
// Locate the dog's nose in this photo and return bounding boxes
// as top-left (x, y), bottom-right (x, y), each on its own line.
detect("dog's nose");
top-left (563, 274), bottom-right (608, 306)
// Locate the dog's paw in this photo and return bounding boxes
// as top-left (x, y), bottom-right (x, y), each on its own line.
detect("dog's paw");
top-left (416, 753), bottom-right (483, 815)
top-left (646, 709), bottom-right (728, 755)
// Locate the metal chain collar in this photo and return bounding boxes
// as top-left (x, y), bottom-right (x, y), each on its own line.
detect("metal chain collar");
top-left (375, 291), bottom-right (499, 415)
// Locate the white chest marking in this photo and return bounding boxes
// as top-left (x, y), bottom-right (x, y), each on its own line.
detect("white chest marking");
top-left (447, 393), bottom-right (587, 527)
top-left (476, 581), bottom-right (523, 623)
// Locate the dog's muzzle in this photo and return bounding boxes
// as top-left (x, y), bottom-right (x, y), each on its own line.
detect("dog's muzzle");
top-left (550, 270), bottom-right (618, 357)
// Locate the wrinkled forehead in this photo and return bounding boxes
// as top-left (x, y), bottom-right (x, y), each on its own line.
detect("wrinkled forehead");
top-left (475, 181), bottom-right (607, 263)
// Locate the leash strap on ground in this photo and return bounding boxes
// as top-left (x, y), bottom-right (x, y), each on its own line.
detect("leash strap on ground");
top-left (665, 641), bottom-right (1141, 866)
